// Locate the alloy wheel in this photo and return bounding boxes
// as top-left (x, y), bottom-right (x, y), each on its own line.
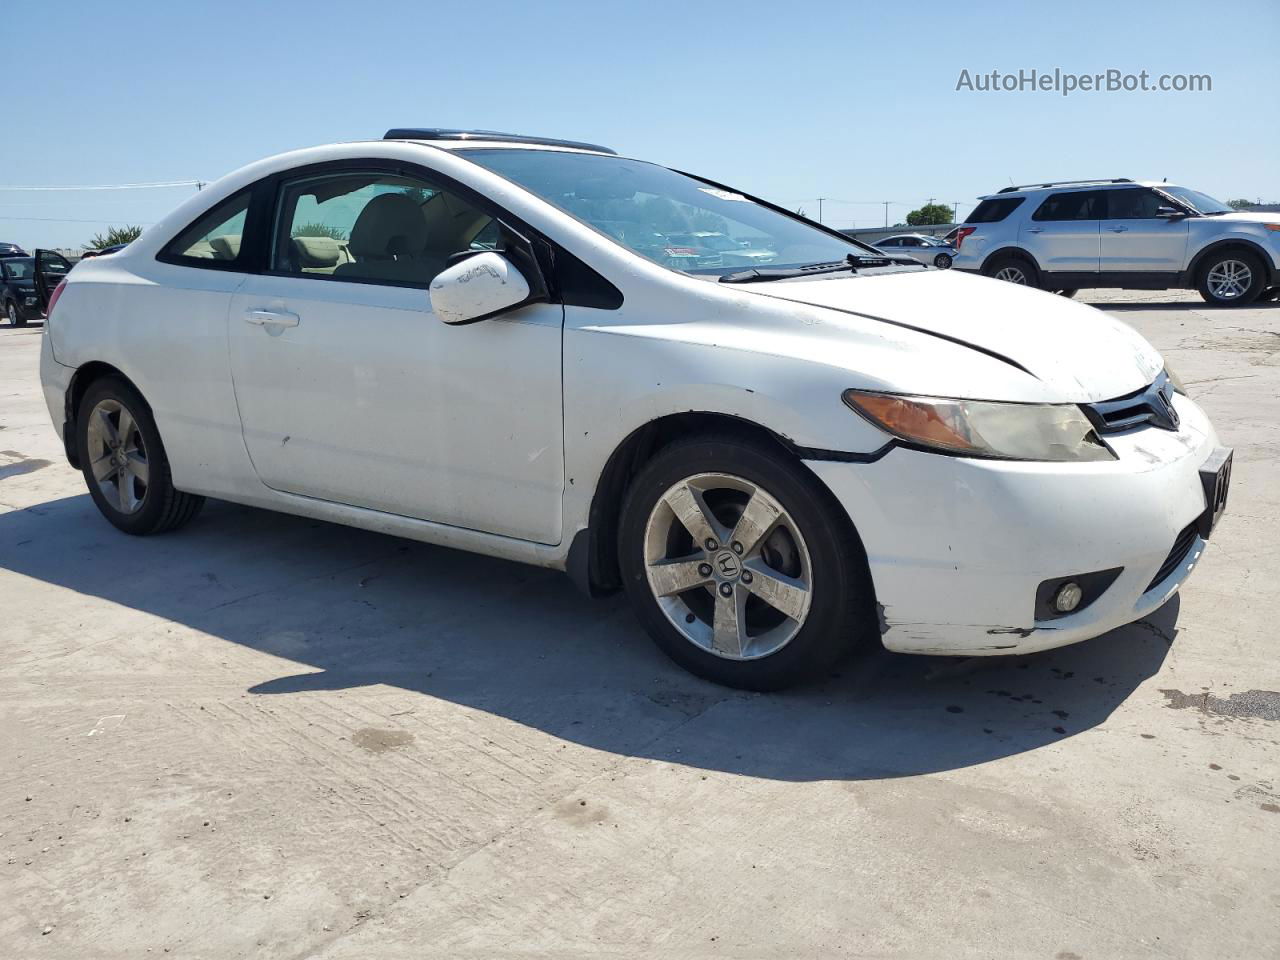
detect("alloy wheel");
top-left (643, 473), bottom-right (812, 660)
top-left (994, 265), bottom-right (1027, 284)
top-left (85, 397), bottom-right (150, 514)
top-left (5, 304), bottom-right (15, 326)
top-left (1206, 259), bottom-right (1253, 301)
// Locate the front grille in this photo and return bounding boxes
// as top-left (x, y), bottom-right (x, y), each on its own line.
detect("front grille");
top-left (1083, 372), bottom-right (1180, 434)
top-left (1146, 522), bottom-right (1199, 591)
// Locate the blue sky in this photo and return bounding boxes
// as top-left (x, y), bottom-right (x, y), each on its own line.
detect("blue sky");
top-left (5, 0), bottom-right (1277, 249)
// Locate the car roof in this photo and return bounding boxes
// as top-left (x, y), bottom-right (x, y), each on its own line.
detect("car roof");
top-left (977, 180), bottom-right (1177, 201)
top-left (380, 128), bottom-right (617, 156)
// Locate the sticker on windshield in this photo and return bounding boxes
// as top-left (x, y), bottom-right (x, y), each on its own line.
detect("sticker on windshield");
top-left (698, 187), bottom-right (750, 202)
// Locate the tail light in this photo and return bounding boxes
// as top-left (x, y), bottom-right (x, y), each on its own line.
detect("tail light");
top-left (954, 227), bottom-right (976, 250)
top-left (47, 278), bottom-right (68, 317)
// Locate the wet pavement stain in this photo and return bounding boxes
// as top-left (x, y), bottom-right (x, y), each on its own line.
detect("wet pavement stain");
top-left (1160, 689), bottom-right (1280, 721)
top-left (351, 727), bottom-right (414, 753)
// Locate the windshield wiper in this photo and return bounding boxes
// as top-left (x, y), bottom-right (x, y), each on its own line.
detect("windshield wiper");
top-left (719, 254), bottom-right (922, 284)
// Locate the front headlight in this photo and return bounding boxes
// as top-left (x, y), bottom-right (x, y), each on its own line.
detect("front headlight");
top-left (843, 390), bottom-right (1115, 462)
top-left (1163, 365), bottom-right (1187, 395)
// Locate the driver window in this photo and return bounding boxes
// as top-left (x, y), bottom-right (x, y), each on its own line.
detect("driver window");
top-left (271, 171), bottom-right (494, 286)
top-left (1104, 188), bottom-right (1165, 219)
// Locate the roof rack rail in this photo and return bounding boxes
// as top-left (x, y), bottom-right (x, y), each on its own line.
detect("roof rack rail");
top-left (382, 128), bottom-right (616, 155)
top-left (998, 178), bottom-right (1133, 194)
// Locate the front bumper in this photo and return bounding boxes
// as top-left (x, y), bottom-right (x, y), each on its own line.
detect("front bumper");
top-left (806, 393), bottom-right (1221, 656)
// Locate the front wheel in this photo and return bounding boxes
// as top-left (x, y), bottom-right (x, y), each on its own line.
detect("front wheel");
top-left (76, 377), bottom-right (205, 535)
top-left (933, 253), bottom-right (953, 269)
top-left (4, 302), bottom-right (25, 327)
top-left (1197, 250), bottom-right (1265, 306)
top-left (618, 435), bottom-right (876, 690)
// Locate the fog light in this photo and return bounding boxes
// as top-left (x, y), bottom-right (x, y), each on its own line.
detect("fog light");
top-left (1053, 582), bottom-right (1083, 613)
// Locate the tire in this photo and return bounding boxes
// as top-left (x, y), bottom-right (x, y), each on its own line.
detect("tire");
top-left (983, 254), bottom-right (1040, 288)
top-left (617, 434), bottom-right (876, 691)
top-left (1054, 289), bottom-right (1079, 298)
top-left (1197, 250), bottom-right (1266, 306)
top-left (1260, 286), bottom-right (1280, 302)
top-left (933, 253), bottom-right (953, 269)
top-left (76, 376), bottom-right (204, 535)
top-left (5, 301), bottom-right (25, 327)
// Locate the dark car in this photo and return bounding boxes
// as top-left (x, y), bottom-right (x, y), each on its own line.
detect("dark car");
top-left (79, 242), bottom-right (130, 260)
top-left (2, 254), bottom-right (69, 326)
top-left (0, 242), bottom-right (29, 259)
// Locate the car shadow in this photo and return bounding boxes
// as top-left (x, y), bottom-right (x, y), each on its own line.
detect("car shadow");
top-left (1086, 298), bottom-right (1280, 311)
top-left (1, 494), bottom-right (1178, 782)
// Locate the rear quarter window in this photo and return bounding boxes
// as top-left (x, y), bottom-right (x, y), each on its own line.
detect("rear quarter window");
top-left (966, 197), bottom-right (1024, 223)
top-left (158, 190), bottom-right (253, 269)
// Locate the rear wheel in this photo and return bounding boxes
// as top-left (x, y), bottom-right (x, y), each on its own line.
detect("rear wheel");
top-left (76, 377), bottom-right (204, 535)
top-left (984, 254), bottom-right (1039, 288)
top-left (1197, 250), bottom-right (1265, 306)
top-left (4, 302), bottom-right (25, 327)
top-left (618, 435), bottom-right (875, 690)
top-left (1053, 289), bottom-right (1079, 298)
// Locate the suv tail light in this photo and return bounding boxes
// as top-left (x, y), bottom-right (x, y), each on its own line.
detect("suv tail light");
top-left (954, 227), bottom-right (976, 249)
top-left (47, 278), bottom-right (68, 317)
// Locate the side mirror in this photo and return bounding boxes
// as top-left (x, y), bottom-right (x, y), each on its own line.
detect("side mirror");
top-left (429, 251), bottom-right (532, 325)
top-left (1155, 206), bottom-right (1184, 218)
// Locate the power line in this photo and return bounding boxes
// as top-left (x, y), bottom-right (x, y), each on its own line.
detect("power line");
top-left (0, 216), bottom-right (158, 225)
top-left (0, 180), bottom-right (204, 192)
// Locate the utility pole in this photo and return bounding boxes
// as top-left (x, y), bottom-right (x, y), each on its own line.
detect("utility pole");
top-left (952, 201), bottom-right (960, 223)
top-left (883, 201), bottom-right (889, 227)
top-left (816, 198), bottom-right (829, 224)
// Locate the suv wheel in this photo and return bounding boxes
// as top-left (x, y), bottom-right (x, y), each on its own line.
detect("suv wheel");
top-left (1053, 289), bottom-right (1079, 299)
top-left (984, 254), bottom-right (1039, 288)
top-left (5, 302), bottom-right (25, 327)
top-left (77, 377), bottom-right (205, 535)
top-left (618, 435), bottom-right (875, 691)
top-left (1198, 250), bottom-right (1265, 306)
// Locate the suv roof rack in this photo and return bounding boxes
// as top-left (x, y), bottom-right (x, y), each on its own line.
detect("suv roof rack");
top-left (383, 128), bottom-right (616, 155)
top-left (997, 178), bottom-right (1133, 194)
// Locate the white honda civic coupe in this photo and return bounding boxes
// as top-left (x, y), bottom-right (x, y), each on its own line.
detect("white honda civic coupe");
top-left (35, 129), bottom-right (1231, 690)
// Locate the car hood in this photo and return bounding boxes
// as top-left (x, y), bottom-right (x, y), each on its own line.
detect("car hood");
top-left (739, 268), bottom-right (1163, 402)
top-left (1207, 211), bottom-right (1280, 224)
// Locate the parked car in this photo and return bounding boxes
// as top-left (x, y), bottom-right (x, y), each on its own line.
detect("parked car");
top-left (951, 178), bottom-right (1280, 305)
top-left (80, 242), bottom-right (131, 260)
top-left (0, 242), bottom-right (29, 258)
top-left (2, 254), bottom-right (68, 326)
top-left (873, 233), bottom-right (955, 268)
top-left (666, 231), bottom-right (778, 268)
top-left (36, 130), bottom-right (1231, 690)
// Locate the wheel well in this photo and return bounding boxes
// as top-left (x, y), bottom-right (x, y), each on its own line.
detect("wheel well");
top-left (1188, 239), bottom-right (1273, 283)
top-left (569, 412), bottom-right (853, 598)
top-left (63, 361), bottom-right (142, 468)
top-left (981, 246), bottom-right (1041, 275)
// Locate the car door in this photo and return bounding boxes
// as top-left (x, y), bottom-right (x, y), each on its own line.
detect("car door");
top-left (32, 249), bottom-right (73, 315)
top-left (1019, 190), bottom-right (1102, 275)
top-left (1098, 187), bottom-right (1189, 274)
top-left (226, 164), bottom-right (565, 545)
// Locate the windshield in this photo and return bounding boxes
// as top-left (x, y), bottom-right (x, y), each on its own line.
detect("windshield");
top-left (1160, 186), bottom-right (1234, 215)
top-left (2, 257), bottom-right (34, 280)
top-left (458, 149), bottom-right (866, 276)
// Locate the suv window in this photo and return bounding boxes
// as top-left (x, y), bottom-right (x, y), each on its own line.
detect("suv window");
top-left (966, 197), bottom-right (1024, 223)
top-left (1032, 191), bottom-right (1104, 221)
top-left (160, 190), bottom-right (251, 265)
top-left (1104, 188), bottom-right (1165, 219)
top-left (270, 171), bottom-right (494, 286)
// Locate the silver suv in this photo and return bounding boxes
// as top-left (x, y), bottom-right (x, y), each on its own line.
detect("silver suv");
top-left (951, 178), bottom-right (1280, 305)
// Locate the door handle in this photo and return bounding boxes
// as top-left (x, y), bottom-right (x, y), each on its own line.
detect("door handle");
top-left (244, 309), bottom-right (300, 327)
top-left (1108, 226), bottom-right (1129, 232)
top-left (1026, 227), bottom-right (1044, 233)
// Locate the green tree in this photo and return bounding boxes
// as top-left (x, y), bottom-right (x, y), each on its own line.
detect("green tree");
top-left (905, 203), bottom-right (953, 227)
top-left (87, 225), bottom-right (143, 250)
top-left (291, 221), bottom-right (348, 241)
top-left (1225, 198), bottom-right (1254, 211)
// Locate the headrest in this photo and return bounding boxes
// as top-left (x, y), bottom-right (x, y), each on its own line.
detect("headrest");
top-left (291, 235), bottom-right (341, 268)
top-left (209, 235), bottom-right (241, 260)
top-left (348, 193), bottom-right (428, 259)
